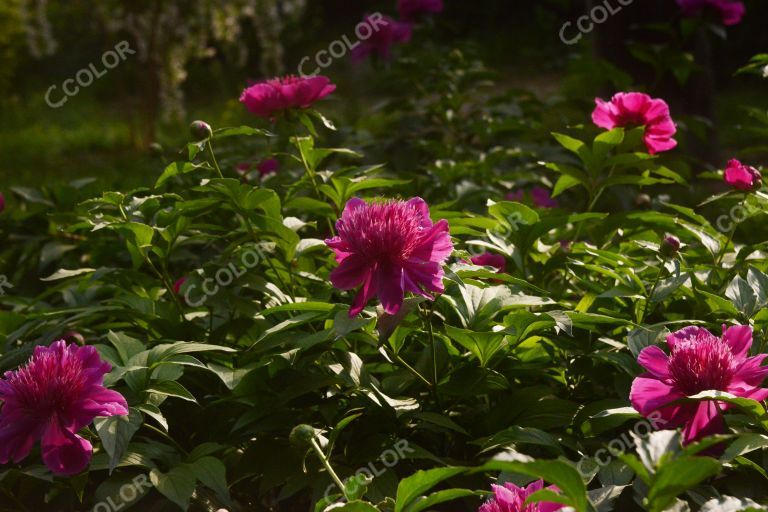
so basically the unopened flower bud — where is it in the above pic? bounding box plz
[635,193,651,209]
[190,120,212,140]
[660,235,680,258]
[289,424,316,447]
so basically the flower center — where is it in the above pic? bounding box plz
[667,333,735,395]
[336,201,423,264]
[7,351,86,416]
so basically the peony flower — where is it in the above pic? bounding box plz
[530,187,559,209]
[479,480,565,512]
[631,325,768,444]
[257,158,280,176]
[505,188,558,209]
[724,159,761,191]
[325,198,453,316]
[677,0,745,26]
[471,252,507,273]
[236,158,280,180]
[0,192,4,213]
[240,75,336,119]
[592,92,677,155]
[351,15,413,61]
[0,341,128,475]
[398,0,444,21]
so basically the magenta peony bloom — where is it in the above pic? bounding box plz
[0,192,5,213]
[240,75,336,119]
[592,92,677,155]
[506,188,558,209]
[351,14,413,61]
[471,252,507,273]
[724,159,761,191]
[479,480,565,512]
[325,198,453,316]
[257,158,280,176]
[530,187,559,209]
[0,341,128,475]
[631,325,768,444]
[398,0,444,21]
[677,0,745,25]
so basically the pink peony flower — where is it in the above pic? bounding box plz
[471,252,507,273]
[724,159,761,191]
[351,15,413,61]
[240,75,336,119]
[677,0,745,25]
[505,188,558,209]
[530,187,559,209]
[631,325,768,444]
[257,158,280,176]
[592,92,677,155]
[479,480,565,512]
[398,0,444,21]
[325,198,453,317]
[0,341,128,475]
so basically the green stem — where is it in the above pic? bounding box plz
[310,438,347,497]
[207,139,224,179]
[423,303,441,407]
[641,262,665,323]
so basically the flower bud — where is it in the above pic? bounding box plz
[190,120,212,140]
[724,159,762,191]
[635,193,651,209]
[289,424,316,447]
[660,235,680,258]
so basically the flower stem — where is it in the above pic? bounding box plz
[641,262,665,323]
[207,139,224,179]
[310,437,347,498]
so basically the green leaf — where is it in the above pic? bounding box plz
[394,467,467,512]
[146,381,197,403]
[189,456,232,506]
[646,456,722,512]
[150,465,197,510]
[156,162,209,188]
[94,408,144,473]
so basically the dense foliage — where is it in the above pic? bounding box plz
[2,1,768,511]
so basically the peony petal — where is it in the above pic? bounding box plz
[666,326,713,350]
[681,401,725,444]
[637,345,671,379]
[41,418,93,476]
[349,270,377,317]
[732,354,768,386]
[722,324,752,360]
[377,264,405,315]
[0,409,44,464]
[591,99,617,129]
[329,254,371,290]
[630,374,685,417]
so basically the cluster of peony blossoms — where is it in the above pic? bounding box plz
[352,14,413,61]
[0,341,128,475]
[592,92,677,155]
[676,0,745,26]
[479,480,564,512]
[240,75,336,119]
[325,197,453,317]
[631,325,768,444]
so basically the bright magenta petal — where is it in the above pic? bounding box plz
[41,418,93,476]
[637,345,671,379]
[682,401,724,444]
